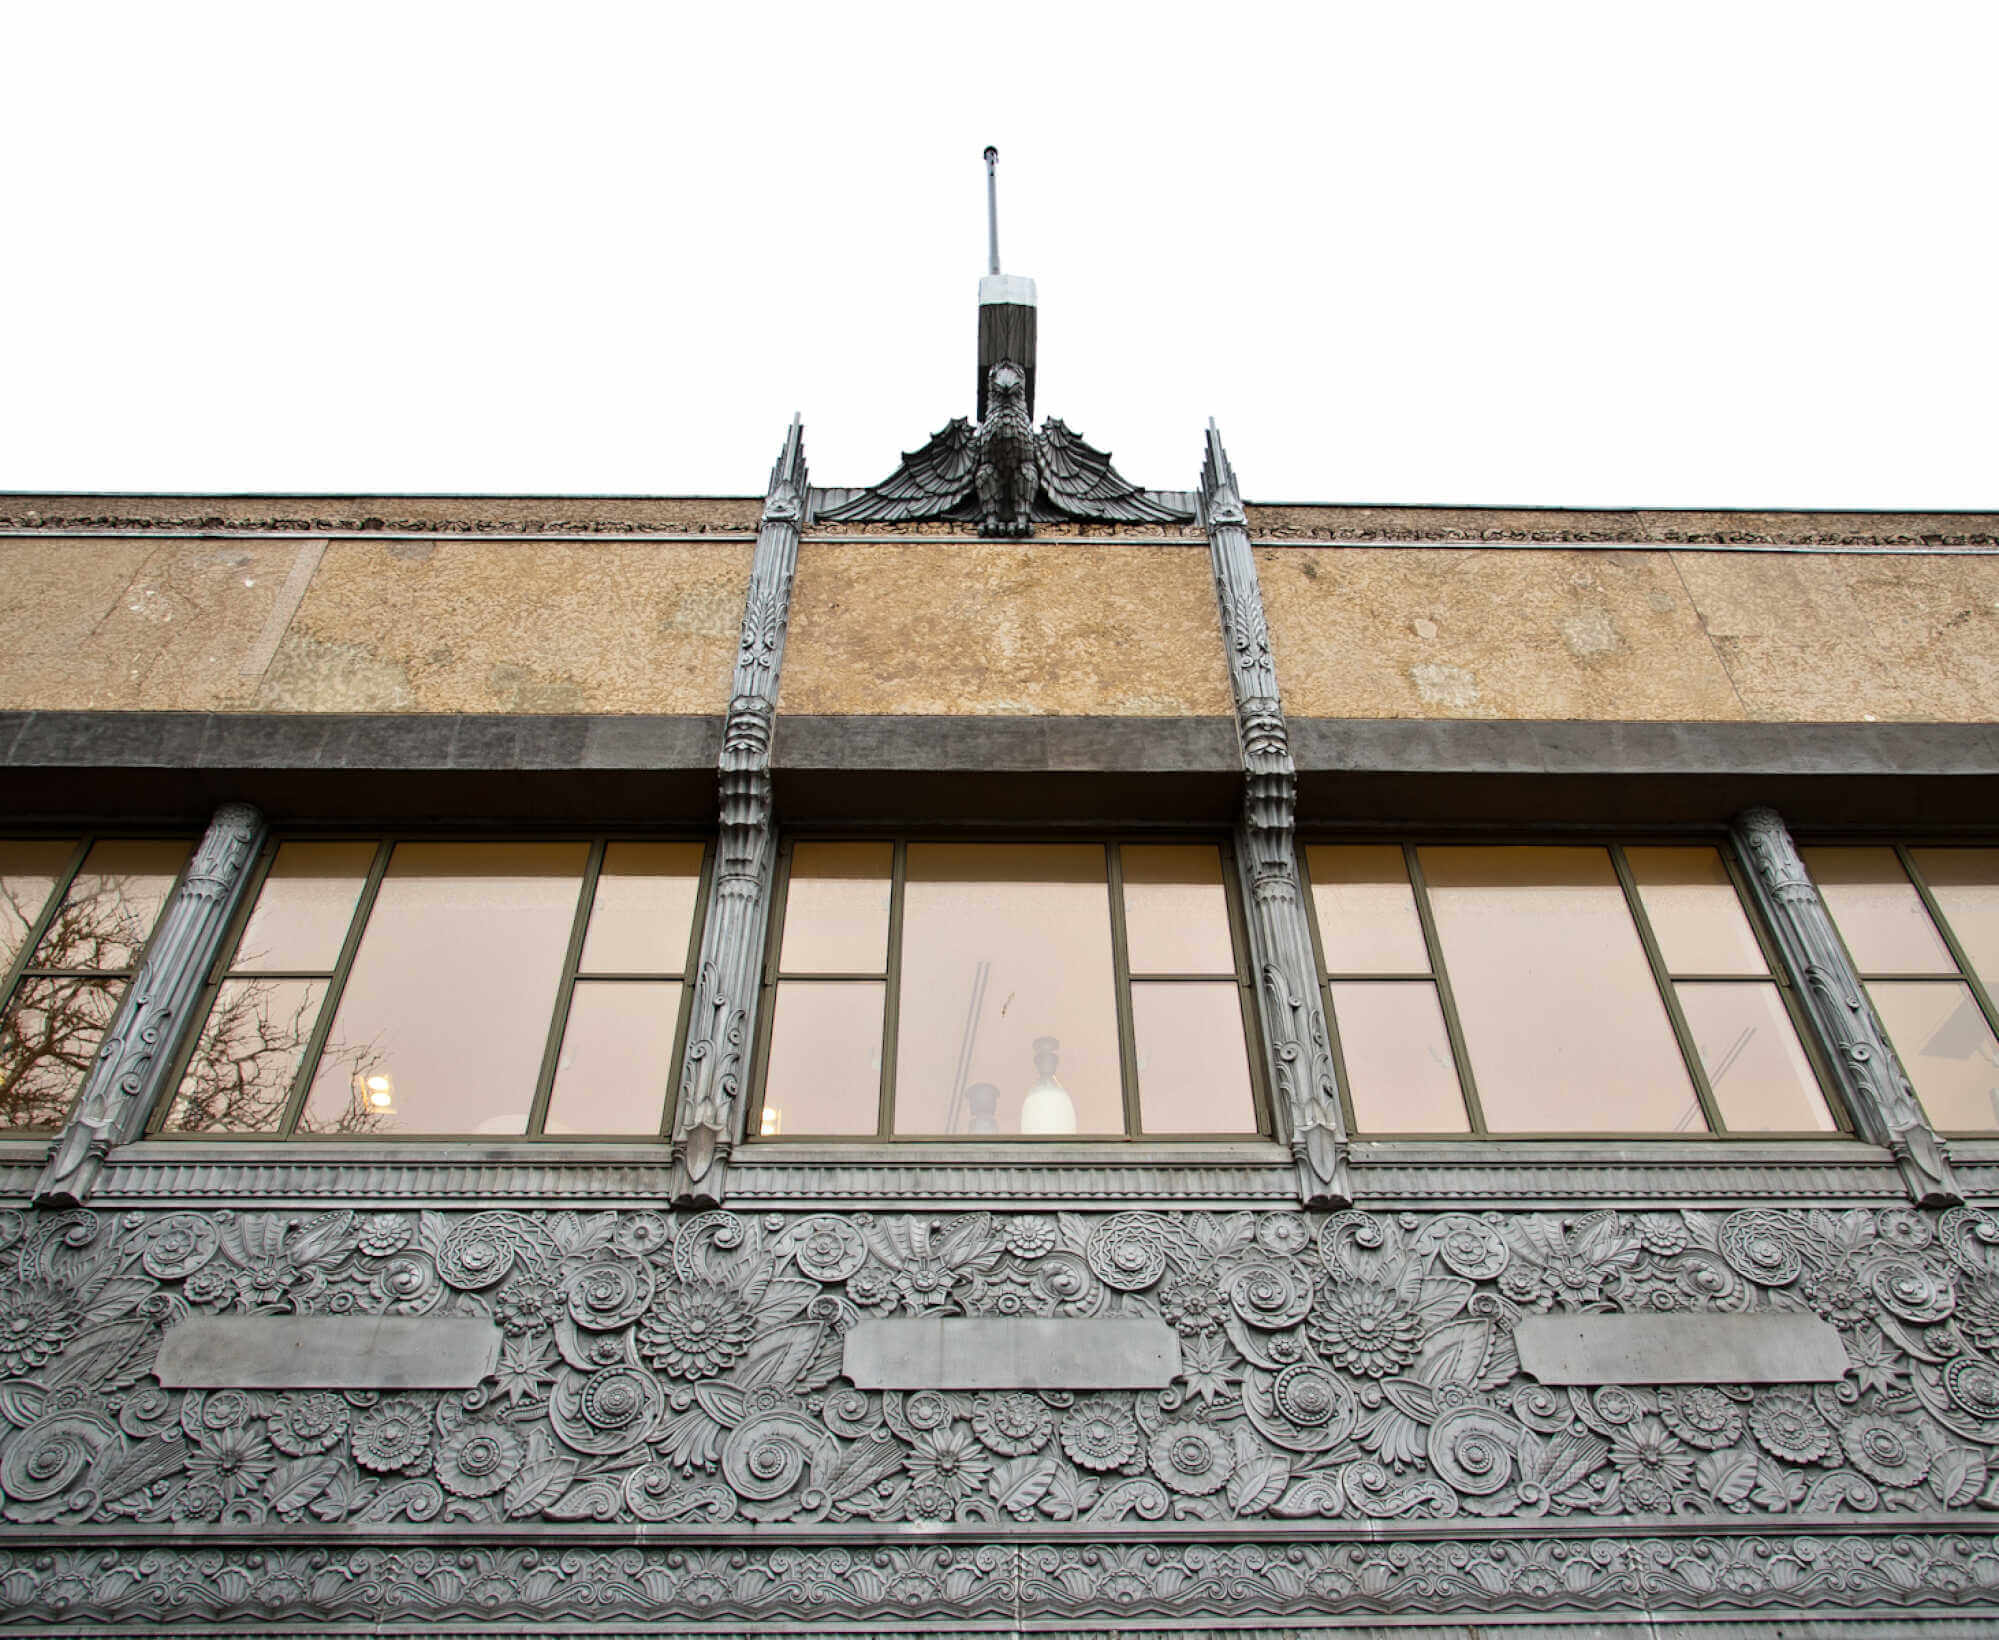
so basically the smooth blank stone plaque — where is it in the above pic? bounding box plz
[156,1317,502,1389]
[843,1317,1180,1390]
[1515,1312,1849,1386]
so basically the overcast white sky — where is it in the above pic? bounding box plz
[2,3,1993,508]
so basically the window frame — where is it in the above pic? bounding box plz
[1,831,196,1133]
[147,829,714,1143]
[1298,834,1848,1142]
[1805,838,1999,1138]
[748,831,1272,1144]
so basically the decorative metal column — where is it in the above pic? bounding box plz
[1198,423,1352,1209]
[668,418,807,1209]
[1732,805,1961,1207]
[34,801,267,1207]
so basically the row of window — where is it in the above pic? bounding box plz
[3,832,1997,1143]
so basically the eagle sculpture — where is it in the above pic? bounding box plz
[820,359,1191,537]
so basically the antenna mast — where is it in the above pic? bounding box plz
[984,146,1002,275]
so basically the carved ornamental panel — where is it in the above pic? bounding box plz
[2,1202,1999,1625]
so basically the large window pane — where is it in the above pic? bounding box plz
[763,981,884,1135]
[1627,847,1766,975]
[36,840,188,972]
[894,844,1121,1135]
[1329,980,1469,1133]
[579,843,704,974]
[1308,846,1430,974]
[1676,981,1834,1132]
[1131,981,1254,1133]
[1122,846,1236,975]
[0,976,123,1129]
[0,840,75,972]
[166,978,330,1133]
[543,980,681,1134]
[1869,980,1999,1133]
[1805,847,1955,974]
[1912,849,1999,989]
[233,842,374,973]
[1421,846,1703,1133]
[778,843,893,974]
[298,842,587,1135]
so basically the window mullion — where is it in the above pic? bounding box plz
[1612,844,1727,1136]
[877,840,907,1139]
[1405,843,1487,1134]
[277,838,392,1138]
[1106,843,1143,1138]
[526,838,606,1138]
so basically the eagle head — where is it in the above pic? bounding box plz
[986,359,1026,404]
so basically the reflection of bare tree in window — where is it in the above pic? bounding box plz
[168,977,388,1136]
[0,868,159,1130]
[0,870,385,1135]
[0,976,122,1128]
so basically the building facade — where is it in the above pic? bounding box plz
[3,428,1999,1636]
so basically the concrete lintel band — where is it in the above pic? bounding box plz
[33,800,269,1207]
[1198,425,1353,1210]
[1731,804,1962,1207]
[667,421,808,1209]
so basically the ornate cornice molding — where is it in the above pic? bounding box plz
[1199,424,1350,1210]
[1732,806,1962,1208]
[668,423,807,1209]
[32,803,266,1209]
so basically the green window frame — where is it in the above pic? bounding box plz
[1300,838,1845,1139]
[1,833,195,1132]
[150,832,712,1141]
[749,834,1270,1142]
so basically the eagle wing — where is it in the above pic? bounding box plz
[1034,418,1193,524]
[819,418,979,523]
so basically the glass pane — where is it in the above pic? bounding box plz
[762,980,884,1135]
[298,842,588,1135]
[894,844,1123,1135]
[1676,981,1835,1132]
[165,978,329,1133]
[0,839,76,974]
[1132,981,1255,1133]
[232,842,374,973]
[1121,846,1237,974]
[33,839,188,972]
[1329,980,1469,1133]
[1912,849,1999,991]
[1627,847,1767,976]
[778,842,893,974]
[578,843,704,975]
[1804,847,1954,974]
[0,975,122,1129]
[1421,846,1705,1133]
[1308,845,1430,974]
[543,980,681,1134]
[1869,980,1999,1133]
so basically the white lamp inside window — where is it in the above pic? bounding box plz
[1018,1036,1077,1134]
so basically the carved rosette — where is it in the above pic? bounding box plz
[1199,424,1351,1209]
[33,801,267,1208]
[1732,806,1961,1207]
[669,421,807,1208]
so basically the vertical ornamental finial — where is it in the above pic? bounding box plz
[984,146,1001,275]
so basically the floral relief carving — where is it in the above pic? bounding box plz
[3,1199,1999,1598]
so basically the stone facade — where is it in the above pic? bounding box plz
[3,473,1997,1635]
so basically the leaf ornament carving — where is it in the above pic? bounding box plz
[2,1203,1999,1620]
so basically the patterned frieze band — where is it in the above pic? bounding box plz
[668,419,808,1208]
[1731,804,1961,1208]
[32,801,268,1208]
[1198,424,1352,1209]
